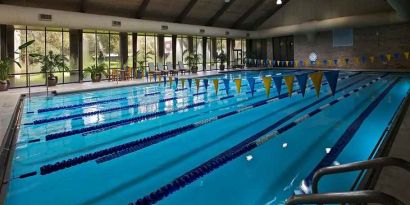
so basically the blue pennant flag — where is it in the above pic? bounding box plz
[163,76,167,86]
[299,60,304,66]
[153,73,157,82]
[394,52,400,60]
[361,56,367,64]
[272,60,276,67]
[188,79,192,89]
[290,61,294,67]
[247,77,256,96]
[379,54,385,62]
[310,61,314,66]
[333,59,338,65]
[175,77,179,88]
[323,60,328,65]
[223,78,230,95]
[273,76,283,95]
[296,73,308,97]
[324,71,339,96]
[203,79,209,91]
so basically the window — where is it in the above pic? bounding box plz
[164,36,172,65]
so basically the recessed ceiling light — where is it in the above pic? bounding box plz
[276,0,282,5]
[225,0,230,3]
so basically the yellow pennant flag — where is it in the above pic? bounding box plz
[285,61,289,67]
[354,57,360,65]
[195,79,200,93]
[328,59,333,66]
[262,76,272,97]
[234,79,242,94]
[277,61,280,66]
[386,54,392,62]
[304,60,309,66]
[309,72,323,97]
[404,51,409,60]
[181,78,185,89]
[316,60,321,66]
[213,79,219,95]
[295,60,299,67]
[169,76,173,87]
[284,76,294,97]
[369,56,375,63]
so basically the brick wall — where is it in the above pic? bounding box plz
[293,22,410,70]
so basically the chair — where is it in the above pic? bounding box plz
[109,69,120,81]
[125,66,133,80]
[166,62,179,75]
[157,63,168,76]
[177,61,189,74]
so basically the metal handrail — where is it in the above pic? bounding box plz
[286,190,405,205]
[312,157,410,193]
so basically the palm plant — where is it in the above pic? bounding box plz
[29,50,69,86]
[184,53,202,73]
[216,51,227,70]
[83,63,108,82]
[135,50,154,78]
[0,40,35,91]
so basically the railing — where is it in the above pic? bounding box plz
[312,157,410,193]
[286,190,405,205]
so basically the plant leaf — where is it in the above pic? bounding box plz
[18,40,35,50]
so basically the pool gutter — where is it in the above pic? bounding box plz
[0,94,25,204]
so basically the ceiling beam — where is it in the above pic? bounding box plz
[80,0,86,13]
[136,0,150,19]
[231,0,266,29]
[206,0,236,26]
[251,0,290,30]
[175,0,199,23]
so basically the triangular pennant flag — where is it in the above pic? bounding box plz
[290,61,294,67]
[277,61,280,66]
[354,57,360,65]
[369,56,375,63]
[323,59,328,65]
[247,78,256,96]
[333,59,338,65]
[175,77,179,88]
[284,76,294,97]
[188,79,192,90]
[169,76,173,87]
[360,56,367,64]
[262,76,272,97]
[273,76,283,95]
[163,76,167,86]
[379,54,385,62]
[316,60,321,66]
[285,61,289,67]
[272,60,276,67]
[296,73,308,97]
[213,79,219,95]
[181,78,185,89]
[203,79,209,91]
[328,59,332,66]
[300,60,304,66]
[310,72,324,97]
[404,52,409,60]
[195,79,200,93]
[294,60,299,67]
[223,78,230,95]
[234,79,242,94]
[393,53,400,60]
[386,54,392,62]
[324,71,339,96]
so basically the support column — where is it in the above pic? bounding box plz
[132,33,137,71]
[202,37,207,71]
[157,34,164,65]
[227,38,232,67]
[0,24,6,60]
[172,35,177,69]
[188,36,194,55]
[69,29,82,82]
[211,38,217,69]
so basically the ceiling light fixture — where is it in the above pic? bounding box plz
[225,0,230,3]
[276,0,282,5]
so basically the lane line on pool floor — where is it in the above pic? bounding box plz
[129,75,394,205]
[22,72,358,177]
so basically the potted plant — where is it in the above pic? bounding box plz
[83,63,108,82]
[30,51,69,86]
[0,40,35,91]
[216,51,227,71]
[184,53,202,73]
[135,50,153,79]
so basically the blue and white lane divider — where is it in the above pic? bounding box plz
[129,75,390,205]
[28,71,301,114]
[25,92,207,125]
[299,77,401,193]
[33,73,358,176]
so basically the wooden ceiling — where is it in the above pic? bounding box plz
[0,0,394,31]
[0,0,290,30]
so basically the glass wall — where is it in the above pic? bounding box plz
[10,26,75,87]
[9,25,247,87]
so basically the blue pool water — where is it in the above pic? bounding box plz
[4,69,410,205]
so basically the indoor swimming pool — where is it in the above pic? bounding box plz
[4,69,410,205]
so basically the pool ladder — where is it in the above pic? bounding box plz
[286,157,410,205]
